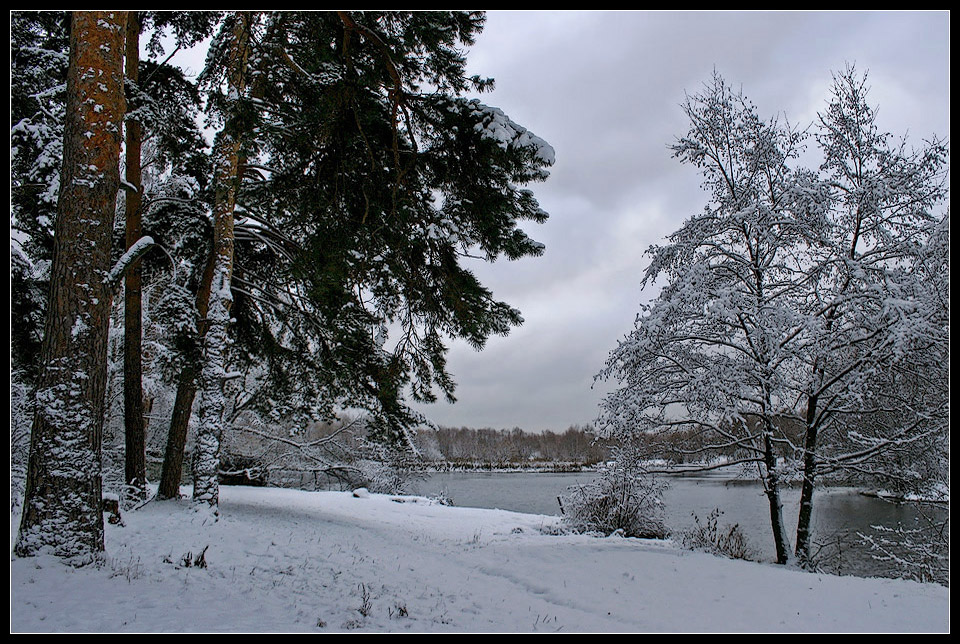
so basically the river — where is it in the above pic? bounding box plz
[413,470,947,582]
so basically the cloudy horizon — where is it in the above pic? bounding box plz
[409,10,950,432]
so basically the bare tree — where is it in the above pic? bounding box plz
[598,69,948,571]
[597,73,820,564]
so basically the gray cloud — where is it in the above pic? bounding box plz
[413,10,950,431]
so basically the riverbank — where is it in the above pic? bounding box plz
[430,462,950,502]
[426,460,600,473]
[10,485,948,632]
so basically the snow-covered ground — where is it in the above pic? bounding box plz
[10,485,949,633]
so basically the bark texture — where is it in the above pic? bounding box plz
[192,12,253,508]
[15,11,128,565]
[157,250,215,499]
[122,10,148,505]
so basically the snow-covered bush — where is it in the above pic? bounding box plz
[560,448,667,539]
[10,371,33,513]
[681,508,755,561]
[858,514,949,586]
[350,439,426,495]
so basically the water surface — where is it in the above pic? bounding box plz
[414,470,946,580]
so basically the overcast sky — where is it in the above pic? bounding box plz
[406,10,951,432]
[164,11,949,432]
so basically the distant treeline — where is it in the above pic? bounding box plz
[408,417,810,472]
[413,425,611,469]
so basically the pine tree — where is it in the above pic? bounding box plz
[121,10,149,504]
[10,11,72,383]
[118,12,220,501]
[152,11,556,503]
[15,11,128,564]
[11,11,219,507]
[242,11,554,440]
[191,11,254,508]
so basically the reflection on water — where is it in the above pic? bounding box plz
[415,471,947,581]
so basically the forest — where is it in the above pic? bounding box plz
[12,11,557,563]
[418,425,610,469]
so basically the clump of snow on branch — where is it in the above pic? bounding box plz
[467,99,556,166]
[107,235,154,285]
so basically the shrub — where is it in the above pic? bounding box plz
[560,449,668,539]
[681,508,754,560]
[350,439,426,495]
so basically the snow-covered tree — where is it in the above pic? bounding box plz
[791,66,950,565]
[13,11,555,517]
[15,11,128,565]
[189,11,255,509]
[110,13,219,505]
[115,9,219,504]
[11,11,71,382]
[244,11,554,436]
[11,11,220,508]
[120,10,151,504]
[597,73,821,564]
[151,11,555,507]
[598,69,949,570]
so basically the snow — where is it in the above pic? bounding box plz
[467,99,556,166]
[107,236,154,284]
[10,485,948,633]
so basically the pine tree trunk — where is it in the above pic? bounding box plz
[157,249,216,499]
[192,12,252,509]
[157,374,198,499]
[122,10,148,506]
[156,12,269,500]
[15,11,127,565]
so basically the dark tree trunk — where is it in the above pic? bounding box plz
[795,319,833,566]
[159,14,268,502]
[156,372,198,500]
[122,10,148,505]
[762,423,792,565]
[795,393,820,566]
[15,11,127,565]
[156,249,216,500]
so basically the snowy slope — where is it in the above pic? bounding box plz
[10,486,949,633]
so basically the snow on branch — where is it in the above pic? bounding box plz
[467,99,556,166]
[120,178,140,194]
[107,235,155,286]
